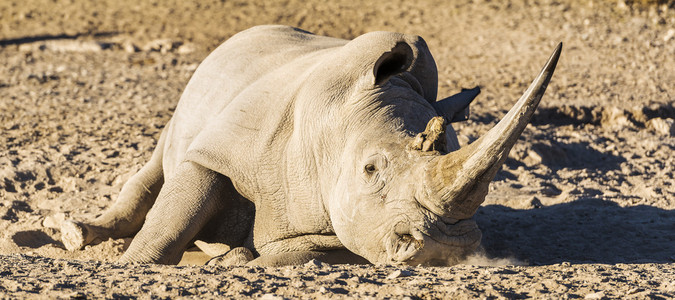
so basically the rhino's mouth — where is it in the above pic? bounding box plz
[384,216,481,265]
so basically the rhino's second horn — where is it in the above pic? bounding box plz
[421,43,562,220]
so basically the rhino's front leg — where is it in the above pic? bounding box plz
[119,161,227,264]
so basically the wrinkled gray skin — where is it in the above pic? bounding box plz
[61,25,560,266]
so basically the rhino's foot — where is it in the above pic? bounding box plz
[60,220,94,251]
[206,247,254,266]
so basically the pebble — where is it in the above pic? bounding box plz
[68,291,87,299]
[143,39,178,53]
[304,259,324,269]
[664,29,675,42]
[42,213,66,229]
[177,43,198,54]
[387,269,412,279]
[600,107,631,129]
[122,41,139,53]
[584,291,605,299]
[646,118,674,136]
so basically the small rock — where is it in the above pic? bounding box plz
[664,28,675,42]
[304,259,323,268]
[319,287,328,293]
[260,294,285,300]
[529,197,543,209]
[510,196,543,210]
[646,118,674,136]
[616,0,627,10]
[177,43,198,54]
[584,291,605,299]
[122,41,139,53]
[600,107,631,129]
[143,39,179,53]
[42,212,66,228]
[387,269,411,279]
[184,63,199,72]
[526,149,543,165]
[68,291,87,299]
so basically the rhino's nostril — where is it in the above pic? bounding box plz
[399,233,412,242]
[394,221,412,236]
[398,233,424,250]
[393,222,424,250]
[386,222,426,262]
[393,221,410,235]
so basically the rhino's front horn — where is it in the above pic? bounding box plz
[421,43,562,220]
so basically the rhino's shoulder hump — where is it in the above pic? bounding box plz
[231,25,314,40]
[219,25,346,60]
[182,25,347,107]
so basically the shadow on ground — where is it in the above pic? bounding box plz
[477,198,675,265]
[0,32,121,46]
[12,230,58,248]
[504,138,627,172]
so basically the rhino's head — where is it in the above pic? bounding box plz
[292,32,561,265]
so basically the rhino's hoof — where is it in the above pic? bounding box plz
[206,247,254,266]
[61,220,88,251]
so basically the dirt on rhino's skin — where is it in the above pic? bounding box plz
[1,0,674,298]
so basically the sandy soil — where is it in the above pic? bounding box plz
[1,0,674,298]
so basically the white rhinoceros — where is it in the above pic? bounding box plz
[61,25,561,266]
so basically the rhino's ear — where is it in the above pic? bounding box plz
[432,87,481,123]
[372,42,414,86]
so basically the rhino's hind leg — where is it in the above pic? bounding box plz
[61,131,167,251]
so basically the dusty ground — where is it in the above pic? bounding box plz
[1,0,674,298]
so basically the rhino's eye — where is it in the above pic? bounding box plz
[362,154,387,179]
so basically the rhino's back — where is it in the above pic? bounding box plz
[161,25,347,177]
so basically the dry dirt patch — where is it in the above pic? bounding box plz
[1,0,674,298]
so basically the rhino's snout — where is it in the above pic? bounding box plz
[384,217,481,265]
[385,221,425,262]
